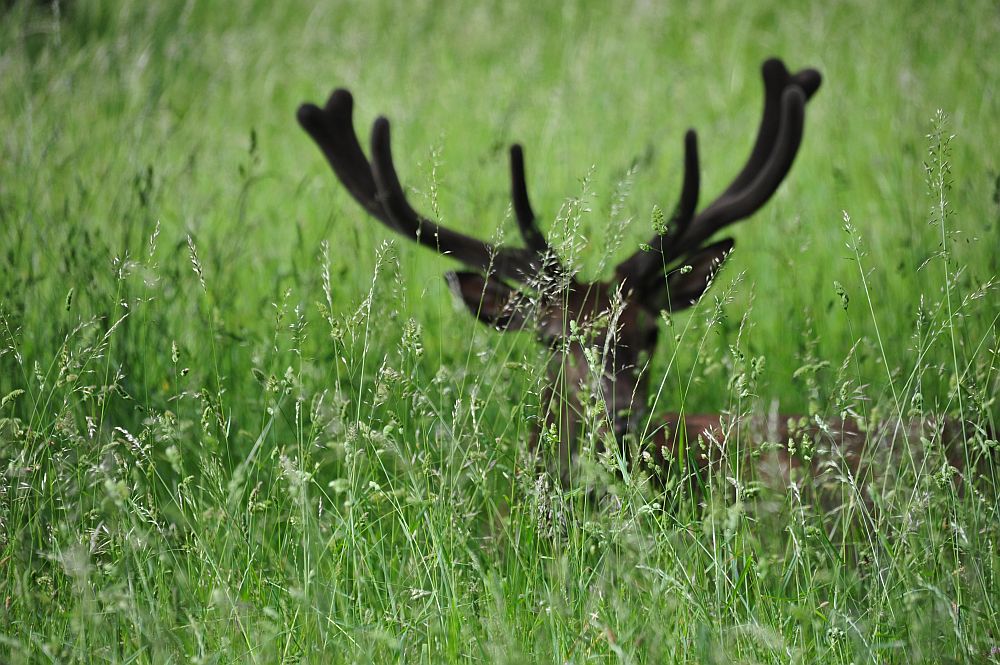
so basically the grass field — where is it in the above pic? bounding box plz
[1,1,999,662]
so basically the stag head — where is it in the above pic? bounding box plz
[298,58,821,480]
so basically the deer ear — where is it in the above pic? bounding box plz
[445,271,529,331]
[642,239,735,312]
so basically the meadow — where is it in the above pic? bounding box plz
[1,1,998,662]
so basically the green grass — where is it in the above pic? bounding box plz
[1,0,998,662]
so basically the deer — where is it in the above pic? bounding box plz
[297,58,985,504]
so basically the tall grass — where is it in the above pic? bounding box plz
[1,0,998,662]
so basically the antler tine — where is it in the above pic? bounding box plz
[616,129,700,279]
[721,59,818,198]
[670,129,701,240]
[368,117,542,281]
[617,58,820,286]
[299,90,546,284]
[666,85,806,261]
[791,67,822,100]
[297,89,386,222]
[509,144,550,256]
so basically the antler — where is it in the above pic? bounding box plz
[297,90,556,284]
[615,58,822,292]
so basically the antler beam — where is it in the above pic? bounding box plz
[616,58,822,289]
[297,91,554,284]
